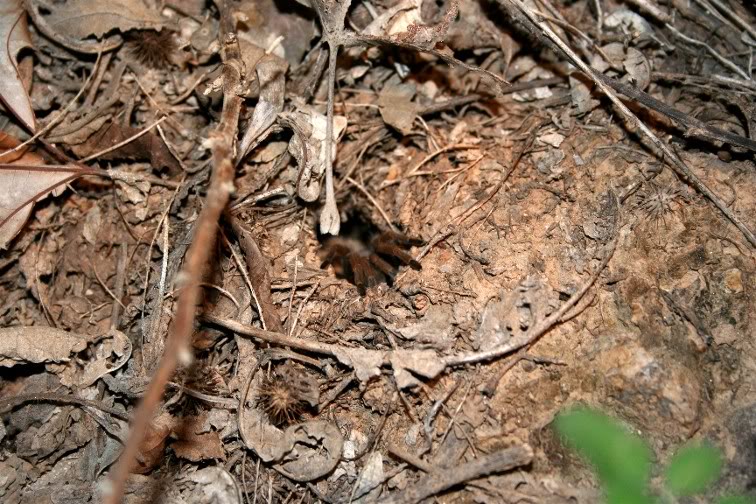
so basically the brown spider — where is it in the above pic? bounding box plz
[319,231,423,294]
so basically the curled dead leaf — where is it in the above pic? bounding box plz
[0,0,35,130]
[133,412,174,474]
[280,108,347,202]
[238,54,287,162]
[0,326,88,367]
[0,133,85,249]
[25,0,165,53]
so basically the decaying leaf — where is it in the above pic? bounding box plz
[593,43,651,91]
[46,0,165,41]
[0,133,84,249]
[332,346,384,383]
[389,350,446,389]
[70,121,181,173]
[55,330,132,387]
[352,451,384,500]
[185,467,243,504]
[0,0,35,130]
[240,414,344,482]
[276,421,344,482]
[384,304,455,349]
[389,0,458,49]
[172,431,225,462]
[358,0,433,46]
[377,81,420,135]
[134,412,174,474]
[569,74,599,115]
[280,107,347,202]
[330,343,447,389]
[0,326,88,367]
[238,54,287,162]
[239,367,344,481]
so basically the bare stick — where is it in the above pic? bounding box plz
[378,445,533,504]
[103,23,245,504]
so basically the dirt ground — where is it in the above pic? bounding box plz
[0,0,755,503]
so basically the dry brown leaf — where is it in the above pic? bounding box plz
[0,326,88,367]
[133,412,174,474]
[47,0,165,40]
[378,81,420,136]
[332,346,384,383]
[280,108,347,202]
[389,350,446,389]
[70,121,181,174]
[57,330,132,387]
[0,133,85,249]
[172,431,225,462]
[391,0,458,50]
[0,0,35,130]
[360,0,421,37]
[238,54,287,161]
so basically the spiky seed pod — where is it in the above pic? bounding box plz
[125,29,177,69]
[258,363,320,426]
[634,182,686,227]
[259,376,304,426]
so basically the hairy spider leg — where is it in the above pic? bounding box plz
[320,243,352,270]
[371,239,422,270]
[350,255,382,295]
[377,230,425,248]
[368,253,397,285]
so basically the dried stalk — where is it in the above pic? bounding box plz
[102,24,245,504]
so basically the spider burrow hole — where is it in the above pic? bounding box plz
[316,210,423,295]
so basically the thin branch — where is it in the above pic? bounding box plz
[103,20,246,504]
[0,392,130,421]
[378,445,533,504]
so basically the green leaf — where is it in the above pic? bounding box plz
[717,496,754,504]
[555,408,652,494]
[664,442,722,496]
[606,486,654,504]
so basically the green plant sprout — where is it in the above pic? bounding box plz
[554,408,752,504]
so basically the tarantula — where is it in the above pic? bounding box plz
[319,230,423,294]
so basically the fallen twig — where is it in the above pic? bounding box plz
[103,10,246,503]
[0,392,130,421]
[378,444,533,504]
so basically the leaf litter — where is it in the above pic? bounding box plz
[0,0,755,503]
